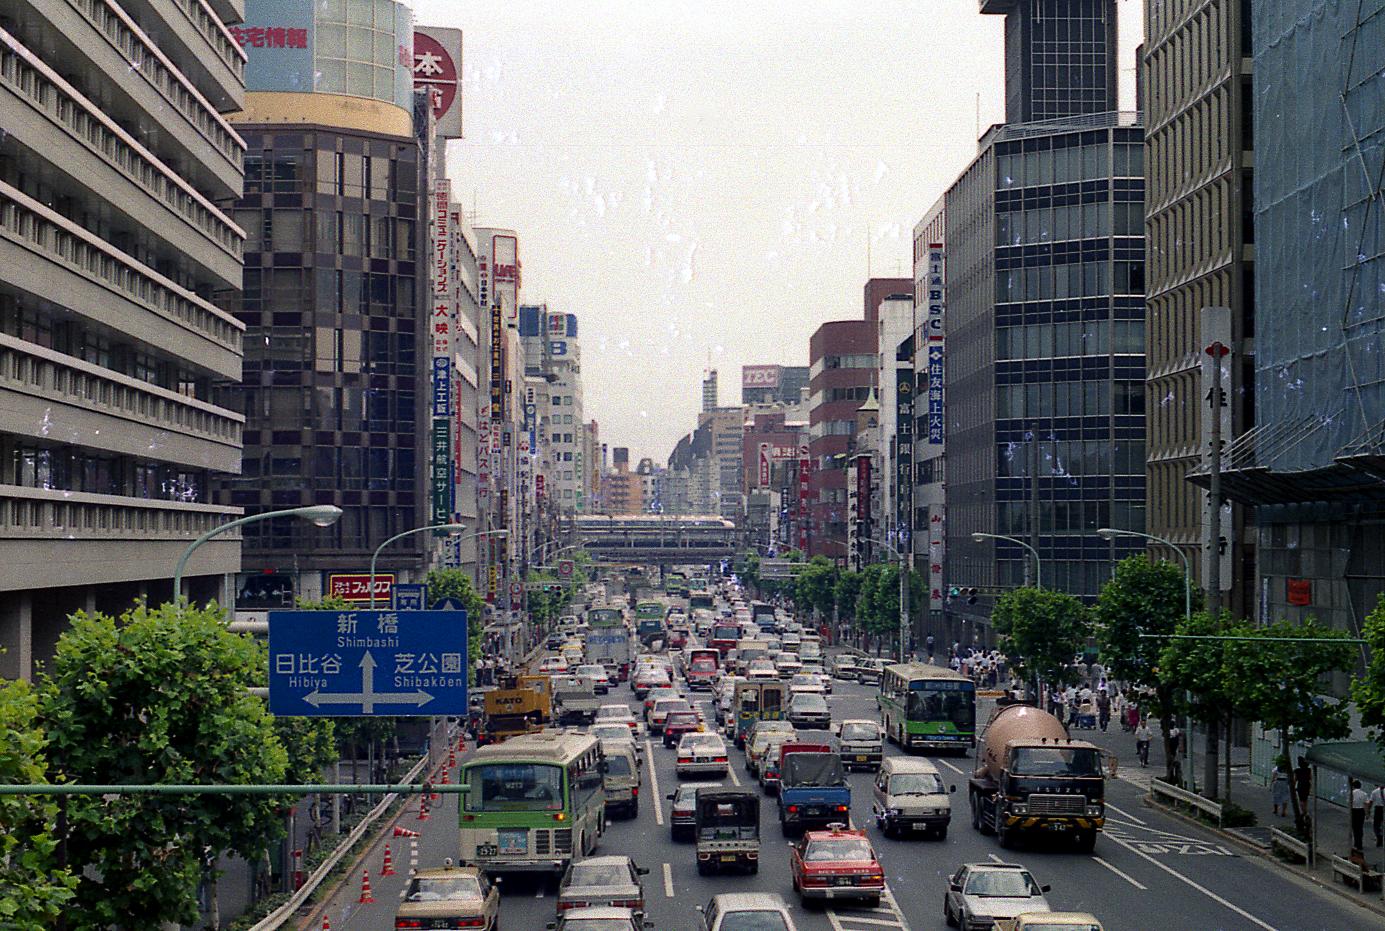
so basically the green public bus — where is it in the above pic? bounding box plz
[459,732,606,875]
[877,663,976,754]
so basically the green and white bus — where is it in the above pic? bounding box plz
[877,663,977,753]
[459,731,605,875]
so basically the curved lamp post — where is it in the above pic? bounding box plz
[1096,527,1191,622]
[373,523,509,609]
[172,505,343,604]
[971,531,1043,590]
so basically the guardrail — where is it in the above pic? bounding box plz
[1270,826,1312,865]
[1150,778,1224,825]
[248,746,440,930]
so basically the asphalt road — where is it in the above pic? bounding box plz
[321,673,1372,931]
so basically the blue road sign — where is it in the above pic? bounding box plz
[393,583,427,611]
[432,597,466,611]
[268,609,468,716]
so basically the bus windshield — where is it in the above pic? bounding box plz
[465,763,564,811]
[906,685,976,731]
[1010,746,1103,777]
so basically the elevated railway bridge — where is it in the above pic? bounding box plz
[574,514,738,563]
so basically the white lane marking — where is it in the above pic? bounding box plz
[1092,855,1148,889]
[1103,831,1278,930]
[662,862,674,898]
[831,917,906,927]
[935,758,966,776]
[727,763,741,787]
[1105,800,1146,825]
[645,739,664,826]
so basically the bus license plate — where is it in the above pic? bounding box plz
[720,854,736,863]
[477,844,498,857]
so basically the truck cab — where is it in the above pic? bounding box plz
[777,743,850,836]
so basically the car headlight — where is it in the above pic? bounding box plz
[886,808,902,818]
[1009,803,1027,815]
[1087,803,1104,816]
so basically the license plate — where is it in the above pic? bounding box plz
[911,822,928,831]
[476,844,498,857]
[806,806,823,816]
[834,876,853,886]
[854,755,867,761]
[720,854,736,862]
[1049,822,1069,831]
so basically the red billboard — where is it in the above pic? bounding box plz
[742,365,781,390]
[326,573,395,604]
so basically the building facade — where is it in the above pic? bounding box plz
[981,0,1120,124]
[0,0,248,676]
[913,202,949,626]
[1142,0,1256,615]
[945,113,1148,641]
[741,364,810,406]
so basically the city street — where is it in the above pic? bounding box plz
[319,676,1371,930]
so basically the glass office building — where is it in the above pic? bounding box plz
[981,0,1120,124]
[946,113,1147,637]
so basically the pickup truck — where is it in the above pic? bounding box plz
[776,743,850,837]
[550,674,600,725]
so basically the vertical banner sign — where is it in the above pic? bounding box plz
[896,367,914,547]
[431,180,453,526]
[412,28,462,139]
[929,507,945,610]
[1200,306,1234,593]
[926,244,945,445]
[797,445,811,551]
[490,307,504,419]
[855,457,872,559]
[758,443,771,486]
[492,234,520,324]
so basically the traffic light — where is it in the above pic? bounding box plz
[966,587,979,605]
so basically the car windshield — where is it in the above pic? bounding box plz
[840,722,879,741]
[781,753,846,787]
[683,734,720,750]
[888,772,945,795]
[567,863,631,887]
[804,838,873,862]
[666,712,698,726]
[406,875,483,901]
[604,754,633,777]
[792,695,826,711]
[591,726,631,740]
[964,870,1041,897]
[905,686,975,730]
[596,706,633,720]
[791,674,817,686]
[1011,746,1103,777]
[691,656,718,670]
[578,666,605,677]
[719,914,791,931]
[465,763,564,811]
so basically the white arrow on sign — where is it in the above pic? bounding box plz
[303,652,435,714]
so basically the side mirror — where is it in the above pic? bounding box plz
[666,793,676,800]
[547,924,557,930]
[1041,883,1052,893]
[949,880,962,891]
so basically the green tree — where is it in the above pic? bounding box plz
[1222,619,1353,835]
[794,557,838,621]
[1354,593,1385,760]
[39,603,289,930]
[0,679,76,928]
[426,568,488,676]
[1158,610,1236,795]
[834,570,863,625]
[1094,556,1198,782]
[992,587,1089,690]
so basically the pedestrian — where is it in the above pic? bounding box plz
[925,634,936,661]
[1294,757,1312,812]
[1270,760,1290,817]
[1097,691,1111,732]
[1125,701,1139,732]
[1370,783,1385,847]
[1351,779,1369,851]
[1134,719,1152,767]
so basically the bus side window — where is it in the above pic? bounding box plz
[763,688,782,713]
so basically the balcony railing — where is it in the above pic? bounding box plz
[0,332,244,451]
[1,28,244,266]
[0,484,242,541]
[170,0,247,84]
[61,0,245,173]
[0,180,244,357]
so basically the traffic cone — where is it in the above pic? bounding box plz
[394,825,420,838]
[448,749,456,768]
[381,844,397,876]
[358,869,376,904]
[440,768,451,787]
[416,798,430,821]
[457,734,466,751]
[321,917,330,931]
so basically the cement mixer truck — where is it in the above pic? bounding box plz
[968,702,1105,851]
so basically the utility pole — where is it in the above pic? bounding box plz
[899,540,910,664]
[1203,336,1229,799]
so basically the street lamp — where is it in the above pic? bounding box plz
[1096,528,1191,622]
[172,505,343,603]
[369,525,507,609]
[971,531,1042,590]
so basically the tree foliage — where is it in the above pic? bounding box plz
[0,679,76,928]
[426,568,490,679]
[1354,593,1385,757]
[833,570,862,622]
[1158,610,1236,735]
[39,602,289,929]
[794,556,838,618]
[992,587,1089,688]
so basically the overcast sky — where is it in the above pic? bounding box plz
[419,0,1144,464]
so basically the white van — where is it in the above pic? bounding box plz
[871,756,955,839]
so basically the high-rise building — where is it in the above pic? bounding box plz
[216,0,434,607]
[701,368,719,412]
[1142,0,1256,615]
[519,307,585,516]
[0,0,248,676]
[1204,1,1385,665]
[980,0,1119,124]
[741,365,810,405]
[876,297,915,551]
[699,407,747,519]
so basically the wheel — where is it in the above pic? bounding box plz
[629,797,639,818]
[748,861,759,874]
[969,793,982,832]
[934,825,948,841]
[696,859,709,875]
[1076,829,1097,853]
[863,896,881,909]
[996,812,1013,849]
[944,898,957,927]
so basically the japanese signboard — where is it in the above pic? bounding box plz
[491,233,519,323]
[431,418,451,523]
[758,443,771,486]
[236,0,314,93]
[926,244,945,446]
[393,583,428,611]
[896,367,914,542]
[327,573,395,604]
[268,609,468,716]
[797,445,811,551]
[490,306,504,419]
[412,27,462,139]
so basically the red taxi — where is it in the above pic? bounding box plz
[788,825,885,909]
[662,710,704,747]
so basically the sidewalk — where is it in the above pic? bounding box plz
[1075,715,1385,913]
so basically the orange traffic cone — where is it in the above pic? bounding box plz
[457,735,466,751]
[394,825,420,837]
[416,798,430,821]
[358,869,376,904]
[381,844,397,876]
[321,917,330,931]
[441,768,451,787]
[448,749,456,768]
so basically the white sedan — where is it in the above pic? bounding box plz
[789,673,826,696]
[676,733,730,777]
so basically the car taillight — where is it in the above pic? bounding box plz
[395,921,423,929]
[611,899,643,909]
[558,901,586,911]
[632,786,638,797]
[835,805,849,812]
[554,812,566,821]
[801,874,828,886]
[457,920,485,929]
[678,756,691,764]
[713,756,727,763]
[866,871,884,882]
[787,805,799,813]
